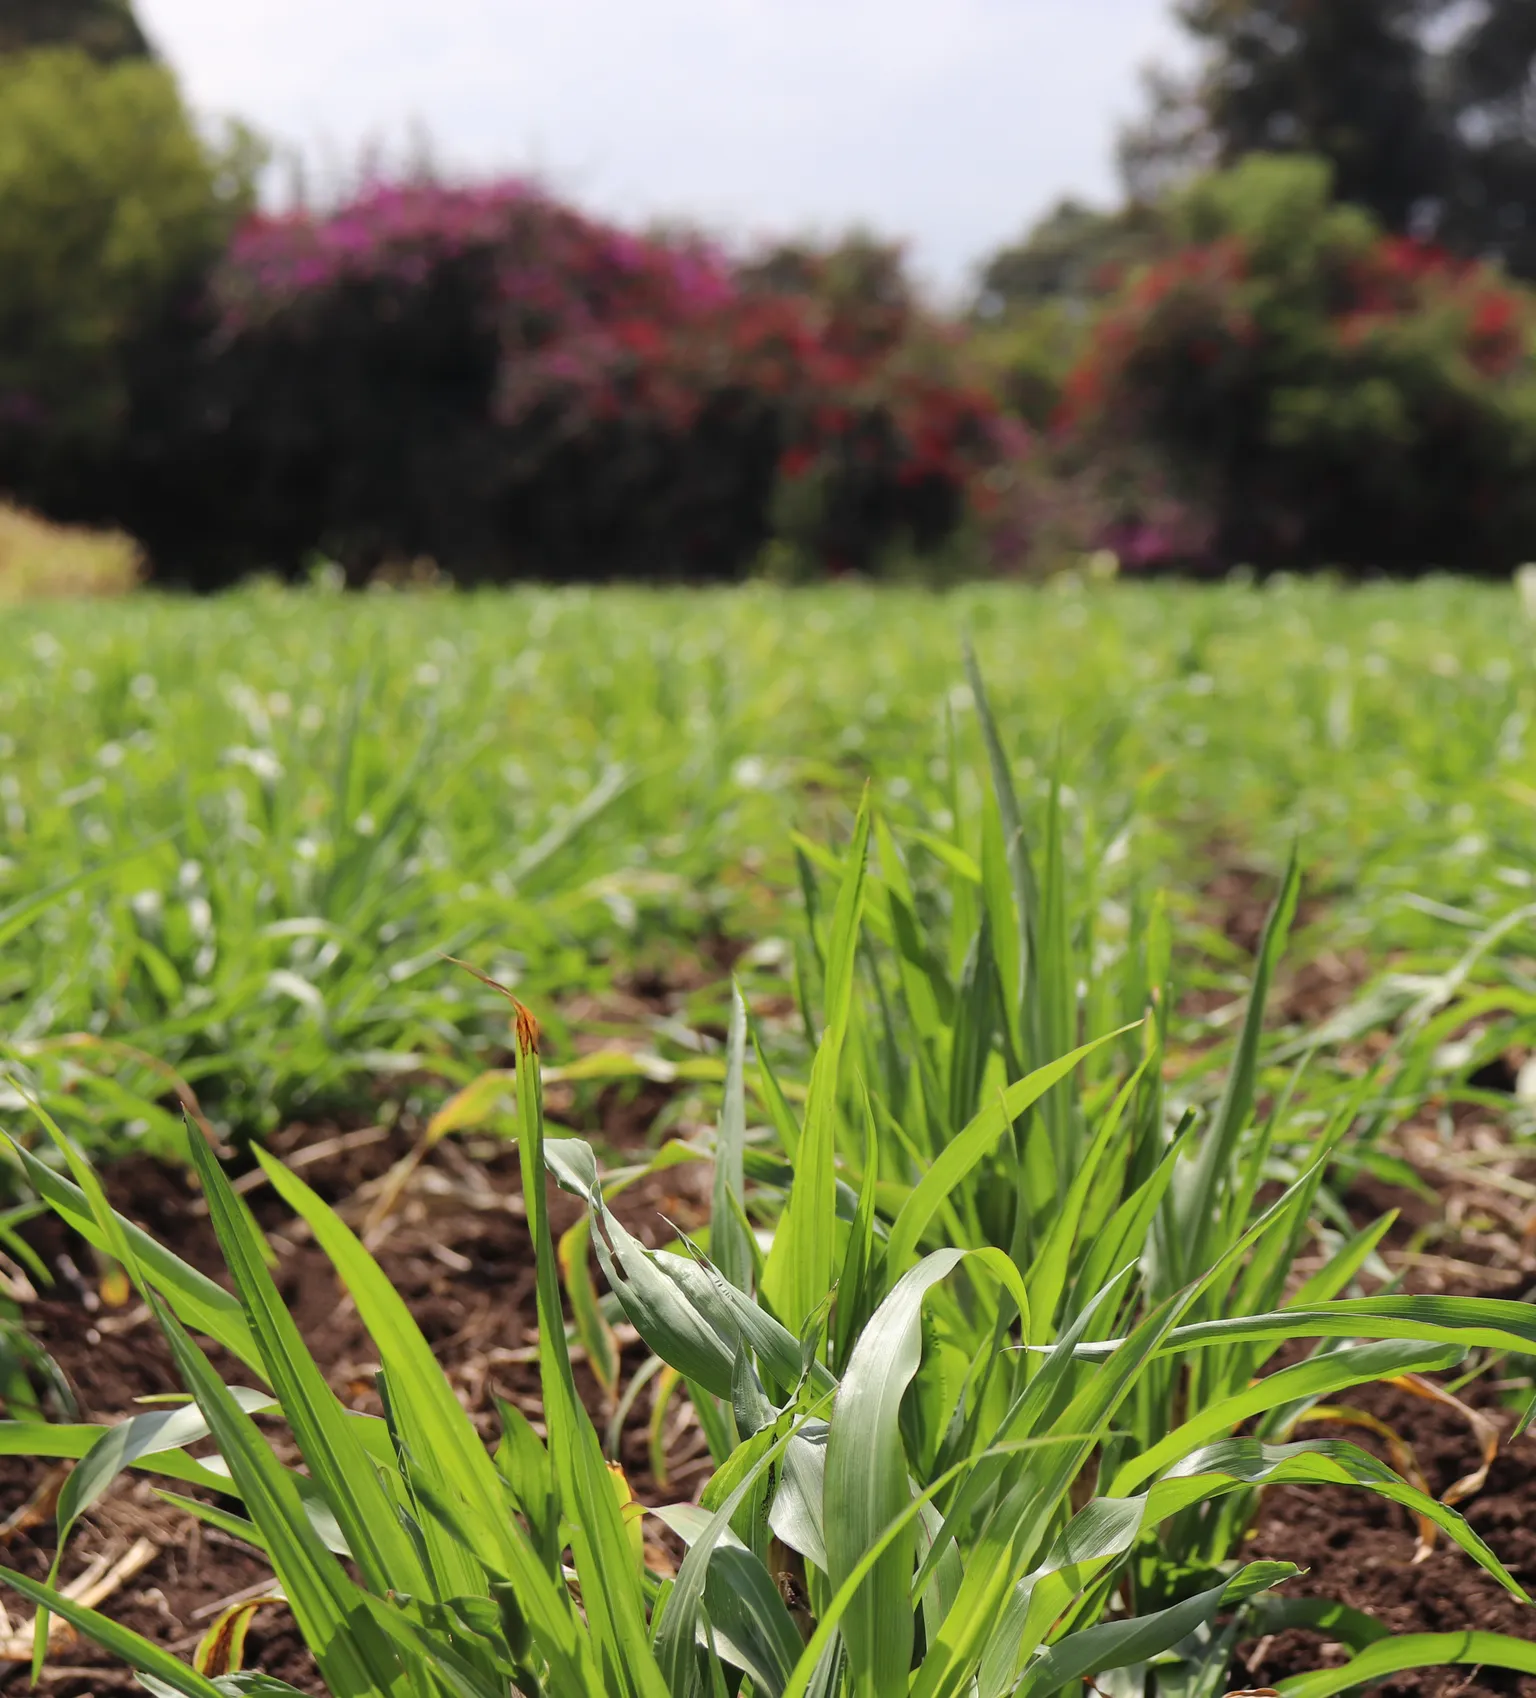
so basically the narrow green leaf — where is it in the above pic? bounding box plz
[1014,1563,1299,1698]
[885,1026,1135,1275]
[1179,849,1301,1267]
[833,1081,881,1372]
[963,639,1036,1021]
[1148,1438,1526,1597]
[512,1027,669,1698]
[255,1149,600,1692]
[186,1132,430,1601]
[54,1389,277,1562]
[710,983,754,1295]
[762,790,871,1335]
[1111,1337,1463,1494]
[826,1250,966,1695]
[651,1503,805,1696]
[1,1138,261,1373]
[0,1563,224,1698]
[151,1298,413,1698]
[1275,1631,1536,1698]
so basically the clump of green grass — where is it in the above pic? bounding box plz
[3,965,1534,1696]
[5,711,1536,1696]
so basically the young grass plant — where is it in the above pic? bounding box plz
[6,848,1536,1694]
[5,657,1536,1693]
[570,777,1536,1696]
[769,660,1379,1593]
[6,1002,1536,1696]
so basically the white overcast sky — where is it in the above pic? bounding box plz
[136,0,1189,299]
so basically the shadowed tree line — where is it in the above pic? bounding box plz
[0,0,151,61]
[1123,0,1536,281]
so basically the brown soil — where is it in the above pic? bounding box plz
[1229,1131,1536,1698]
[0,1120,712,1696]
[1239,1372,1536,1697]
[1177,855,1376,1046]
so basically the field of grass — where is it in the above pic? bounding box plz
[5,575,1536,1697]
[2,573,1535,1149]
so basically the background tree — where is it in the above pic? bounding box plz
[975,199,1167,311]
[1437,0,1536,279]
[0,0,151,61]
[966,201,1169,430]
[1125,0,1536,278]
[0,47,253,513]
[1123,1,1448,231]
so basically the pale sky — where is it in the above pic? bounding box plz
[136,0,1189,299]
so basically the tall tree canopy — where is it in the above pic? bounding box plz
[0,0,151,61]
[1124,0,1536,277]
[1438,0,1536,277]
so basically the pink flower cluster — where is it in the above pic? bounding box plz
[223,182,733,338]
[215,180,1004,543]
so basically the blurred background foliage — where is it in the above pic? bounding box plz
[0,0,151,62]
[2,0,1536,586]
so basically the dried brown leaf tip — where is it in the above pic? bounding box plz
[514,1001,541,1057]
[442,954,541,1056]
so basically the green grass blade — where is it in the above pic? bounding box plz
[0,1419,243,1495]
[1110,1337,1463,1494]
[833,1080,882,1372]
[655,1411,818,1697]
[710,983,753,1295]
[2,1139,262,1373]
[0,1563,224,1698]
[1179,849,1301,1270]
[1034,770,1075,1167]
[1067,1294,1536,1363]
[1014,1563,1297,1698]
[512,1025,669,1698]
[826,1250,967,1694]
[1146,1438,1527,1596]
[559,1213,621,1395]
[963,639,1036,1019]
[53,1388,277,1564]
[150,1299,413,1697]
[885,1026,1135,1275]
[254,1148,601,1690]
[762,790,871,1335]
[187,1131,430,1601]
[651,1503,805,1696]
[1024,1055,1148,1339]
[1276,1632,1536,1698]
[749,1011,803,1160]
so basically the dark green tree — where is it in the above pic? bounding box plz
[0,45,250,500]
[1126,0,1536,277]
[1123,1,1449,231]
[1437,0,1536,278]
[975,199,1166,311]
[968,203,1169,430]
[0,0,151,60]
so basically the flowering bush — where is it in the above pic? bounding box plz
[1054,154,1536,574]
[122,184,1002,586]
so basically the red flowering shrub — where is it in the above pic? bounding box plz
[119,183,1001,586]
[1055,154,1536,574]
